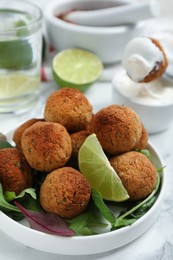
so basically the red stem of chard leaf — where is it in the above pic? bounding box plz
[14,201,75,237]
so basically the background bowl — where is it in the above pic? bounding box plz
[112,72,173,134]
[44,0,145,64]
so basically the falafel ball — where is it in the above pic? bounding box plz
[21,121,72,172]
[40,167,91,219]
[44,87,93,132]
[0,148,33,195]
[70,130,90,159]
[13,118,44,149]
[66,130,90,169]
[90,105,142,155]
[109,151,157,201]
[133,124,148,150]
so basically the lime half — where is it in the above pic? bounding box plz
[78,134,129,202]
[52,48,103,92]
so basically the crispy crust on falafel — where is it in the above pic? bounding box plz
[90,105,142,155]
[40,167,91,219]
[0,148,33,195]
[110,151,157,201]
[21,121,72,172]
[44,88,93,132]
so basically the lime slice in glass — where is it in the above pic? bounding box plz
[78,133,129,202]
[0,39,33,69]
[52,48,103,92]
[0,74,39,98]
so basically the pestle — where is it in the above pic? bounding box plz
[64,0,160,27]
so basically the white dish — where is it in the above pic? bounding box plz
[112,72,173,134]
[0,130,165,255]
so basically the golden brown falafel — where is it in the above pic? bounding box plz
[66,130,90,169]
[21,121,72,172]
[133,124,148,150]
[0,148,33,195]
[44,87,93,132]
[90,105,142,155]
[13,118,44,149]
[109,151,157,201]
[40,167,91,219]
[70,130,90,159]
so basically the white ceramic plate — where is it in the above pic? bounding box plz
[0,130,165,255]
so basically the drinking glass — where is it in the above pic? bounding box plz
[0,0,43,114]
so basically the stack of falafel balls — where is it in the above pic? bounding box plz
[0,88,157,220]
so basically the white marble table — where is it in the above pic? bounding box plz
[0,80,173,260]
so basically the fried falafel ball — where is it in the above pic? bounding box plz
[40,167,91,219]
[133,124,148,150]
[90,105,142,155]
[21,121,72,172]
[70,130,90,159]
[66,130,90,169]
[44,87,93,132]
[110,151,157,201]
[0,148,33,195]
[13,118,44,149]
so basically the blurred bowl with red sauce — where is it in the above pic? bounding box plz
[44,0,146,64]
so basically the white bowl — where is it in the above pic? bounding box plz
[0,129,165,255]
[112,72,173,134]
[44,0,145,64]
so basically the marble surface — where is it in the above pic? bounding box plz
[0,79,173,260]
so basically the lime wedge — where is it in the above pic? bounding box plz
[52,48,103,92]
[78,133,129,202]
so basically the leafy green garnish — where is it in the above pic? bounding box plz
[4,188,36,202]
[112,170,161,230]
[0,141,13,149]
[0,183,38,220]
[91,189,115,225]
[0,183,20,213]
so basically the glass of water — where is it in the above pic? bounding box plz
[0,0,43,114]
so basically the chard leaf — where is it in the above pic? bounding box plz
[14,201,75,236]
[91,189,115,225]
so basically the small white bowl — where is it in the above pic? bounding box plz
[44,0,145,64]
[112,72,173,134]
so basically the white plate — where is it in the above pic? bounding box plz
[0,130,165,255]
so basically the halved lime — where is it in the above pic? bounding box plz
[52,48,103,92]
[78,133,129,202]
